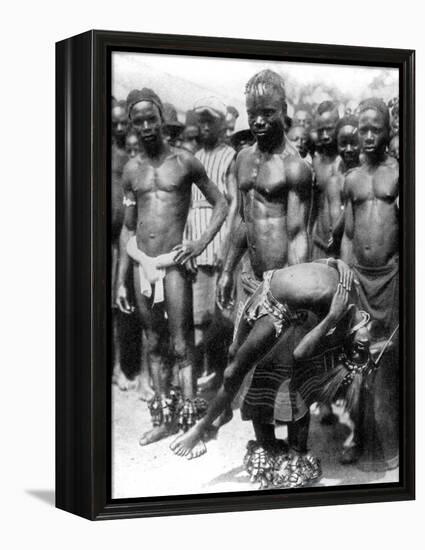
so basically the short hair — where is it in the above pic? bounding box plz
[245,70,287,113]
[317,100,338,117]
[128,87,163,120]
[336,115,359,136]
[358,97,390,129]
[112,99,127,112]
[226,105,239,119]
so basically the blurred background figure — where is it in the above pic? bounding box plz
[162,102,185,147]
[181,109,200,154]
[224,105,239,144]
[287,125,312,164]
[125,129,141,159]
[389,134,399,161]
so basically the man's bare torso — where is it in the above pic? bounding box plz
[111,144,128,242]
[347,156,399,267]
[124,147,193,256]
[237,142,304,277]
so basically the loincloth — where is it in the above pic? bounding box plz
[244,271,307,337]
[126,236,178,304]
[352,258,399,333]
[240,270,311,423]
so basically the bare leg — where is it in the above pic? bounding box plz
[133,267,173,446]
[170,316,278,458]
[136,331,155,401]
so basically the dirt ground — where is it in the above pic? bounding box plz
[111,385,398,499]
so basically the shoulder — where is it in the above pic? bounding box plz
[235,144,255,169]
[284,154,313,186]
[344,166,362,194]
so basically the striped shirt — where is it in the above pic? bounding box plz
[187,143,235,266]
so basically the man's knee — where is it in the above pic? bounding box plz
[146,331,161,356]
[171,337,191,367]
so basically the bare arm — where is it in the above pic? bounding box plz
[294,284,349,360]
[219,159,239,259]
[340,179,354,266]
[286,159,312,265]
[326,173,344,253]
[116,167,136,313]
[173,156,228,265]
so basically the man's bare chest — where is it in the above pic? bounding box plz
[131,160,189,194]
[238,155,289,198]
[351,168,398,205]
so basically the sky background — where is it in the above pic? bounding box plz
[112,52,399,130]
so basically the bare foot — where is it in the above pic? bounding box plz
[170,425,205,458]
[139,423,176,446]
[114,369,138,392]
[136,375,155,402]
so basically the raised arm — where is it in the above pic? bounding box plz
[173,156,228,266]
[286,159,312,265]
[293,284,349,361]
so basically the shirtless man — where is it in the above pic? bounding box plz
[341,98,399,468]
[311,101,343,259]
[116,88,227,446]
[171,261,372,485]
[216,70,312,456]
[287,125,311,163]
[111,101,143,392]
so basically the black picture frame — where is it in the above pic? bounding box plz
[56,29,415,520]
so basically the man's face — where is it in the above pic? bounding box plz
[293,110,312,130]
[125,134,140,158]
[246,89,285,147]
[198,111,223,147]
[111,106,128,145]
[337,124,360,167]
[130,101,163,147]
[316,110,338,151]
[389,135,399,161]
[358,108,389,156]
[287,126,308,158]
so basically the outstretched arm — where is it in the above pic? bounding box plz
[286,159,312,265]
[173,156,228,265]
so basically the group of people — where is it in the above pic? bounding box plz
[111,68,400,490]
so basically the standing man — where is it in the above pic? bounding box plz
[217,69,312,456]
[111,100,142,391]
[311,101,343,259]
[116,88,228,446]
[341,98,399,468]
[187,97,238,382]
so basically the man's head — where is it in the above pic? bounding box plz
[162,102,184,146]
[128,88,164,151]
[125,131,140,158]
[357,97,390,158]
[180,110,200,154]
[315,100,339,153]
[389,135,399,161]
[193,97,226,149]
[287,125,309,158]
[293,106,313,130]
[245,70,287,150]
[336,115,360,168]
[111,100,128,148]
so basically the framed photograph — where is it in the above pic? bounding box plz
[56,30,415,520]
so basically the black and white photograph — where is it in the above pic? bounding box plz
[110,51,400,500]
